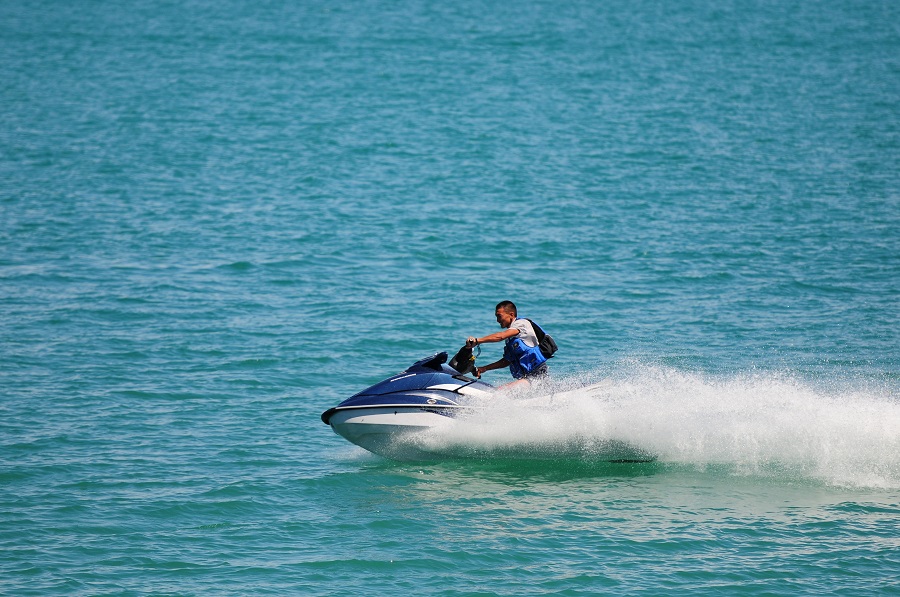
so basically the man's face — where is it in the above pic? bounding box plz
[495,308,515,329]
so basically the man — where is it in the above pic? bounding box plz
[465,300,549,386]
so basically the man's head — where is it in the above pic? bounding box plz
[495,301,517,328]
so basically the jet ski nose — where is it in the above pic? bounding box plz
[321,407,337,425]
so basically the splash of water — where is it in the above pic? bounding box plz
[421,364,900,489]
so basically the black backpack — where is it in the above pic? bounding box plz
[525,319,558,359]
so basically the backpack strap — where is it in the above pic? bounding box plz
[525,318,546,343]
[525,318,557,359]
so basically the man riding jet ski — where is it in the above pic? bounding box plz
[320,301,653,462]
[320,346,654,463]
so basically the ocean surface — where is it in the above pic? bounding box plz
[2,0,899,594]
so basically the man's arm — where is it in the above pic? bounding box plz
[466,328,519,348]
[476,358,510,378]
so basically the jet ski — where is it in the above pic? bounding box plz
[321,347,658,463]
[320,349,493,461]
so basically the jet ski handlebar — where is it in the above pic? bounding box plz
[448,344,480,376]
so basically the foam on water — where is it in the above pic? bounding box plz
[419,365,900,489]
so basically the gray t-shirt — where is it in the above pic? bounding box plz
[510,318,539,348]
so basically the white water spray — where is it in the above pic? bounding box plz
[424,364,900,489]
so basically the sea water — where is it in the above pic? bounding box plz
[1,0,898,594]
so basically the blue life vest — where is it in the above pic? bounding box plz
[504,332,548,379]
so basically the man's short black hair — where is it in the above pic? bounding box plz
[495,300,517,316]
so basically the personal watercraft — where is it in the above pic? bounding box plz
[321,347,657,463]
[320,350,492,461]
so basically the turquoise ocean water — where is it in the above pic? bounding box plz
[2,0,899,594]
